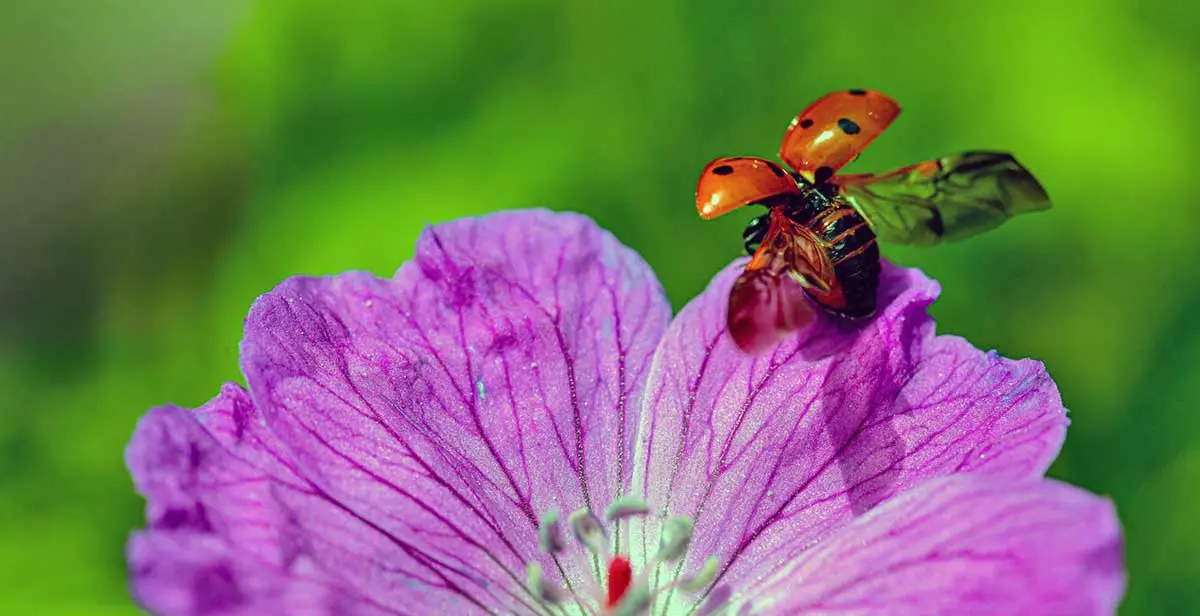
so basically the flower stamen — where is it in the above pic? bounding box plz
[606,556,633,607]
[526,563,600,616]
[538,509,566,554]
[528,500,719,615]
[526,563,568,605]
[655,516,693,563]
[570,508,611,563]
[606,496,651,521]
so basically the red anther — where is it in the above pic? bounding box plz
[606,556,633,607]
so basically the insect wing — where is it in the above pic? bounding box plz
[728,266,815,355]
[726,216,824,354]
[785,221,835,294]
[834,151,1051,245]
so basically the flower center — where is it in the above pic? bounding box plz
[525,496,719,615]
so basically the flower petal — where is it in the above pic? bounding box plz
[631,260,1068,608]
[749,475,1125,615]
[126,384,374,615]
[233,210,671,610]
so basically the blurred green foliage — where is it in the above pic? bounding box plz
[1,0,1197,613]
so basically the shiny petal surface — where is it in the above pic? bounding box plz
[128,210,672,614]
[750,475,1125,615]
[631,260,1069,610]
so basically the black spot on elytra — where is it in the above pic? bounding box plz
[814,166,834,184]
[848,89,867,96]
[799,118,814,129]
[712,165,734,175]
[765,161,786,178]
[837,118,861,135]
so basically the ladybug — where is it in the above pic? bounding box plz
[696,89,1051,354]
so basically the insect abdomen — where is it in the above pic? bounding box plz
[807,200,880,318]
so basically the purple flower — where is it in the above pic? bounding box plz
[126,209,1124,615]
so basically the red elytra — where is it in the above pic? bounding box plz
[696,156,800,220]
[779,88,901,181]
[694,89,901,219]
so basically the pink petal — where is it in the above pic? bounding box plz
[751,475,1125,615]
[632,260,1069,608]
[126,385,381,615]
[128,210,672,613]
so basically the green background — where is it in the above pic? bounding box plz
[2,1,1196,613]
